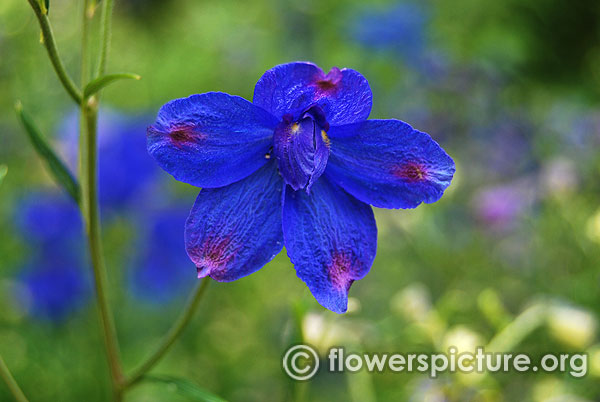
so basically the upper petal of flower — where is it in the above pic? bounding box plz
[282,177,377,314]
[326,119,455,209]
[148,92,279,188]
[253,62,373,126]
[185,162,284,281]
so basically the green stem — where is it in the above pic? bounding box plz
[25,0,82,104]
[81,102,125,400]
[0,355,28,402]
[81,0,91,90]
[124,279,210,388]
[80,1,124,400]
[26,0,209,399]
[95,0,114,78]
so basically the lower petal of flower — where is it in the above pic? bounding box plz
[282,176,377,314]
[185,162,284,281]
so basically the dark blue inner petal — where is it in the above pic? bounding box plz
[273,105,331,192]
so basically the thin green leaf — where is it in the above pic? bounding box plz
[83,73,141,98]
[144,375,227,402]
[15,101,80,204]
[0,165,7,186]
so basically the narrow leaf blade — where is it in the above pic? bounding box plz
[84,73,141,98]
[15,102,80,204]
[143,375,227,402]
[0,165,7,186]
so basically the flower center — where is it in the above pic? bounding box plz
[273,105,331,192]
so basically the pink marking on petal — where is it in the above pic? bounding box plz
[327,252,355,291]
[168,124,205,147]
[312,67,343,97]
[393,162,428,182]
[189,233,237,278]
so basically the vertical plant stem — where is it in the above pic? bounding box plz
[95,0,114,78]
[81,104,125,399]
[81,0,91,89]
[80,1,124,399]
[25,0,82,104]
[0,355,28,402]
[124,279,210,388]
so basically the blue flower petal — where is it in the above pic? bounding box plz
[253,62,373,126]
[148,92,279,188]
[282,177,377,313]
[185,162,284,281]
[327,119,455,209]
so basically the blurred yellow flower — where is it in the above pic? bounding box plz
[589,345,600,377]
[547,303,597,349]
[390,282,432,321]
[586,208,600,244]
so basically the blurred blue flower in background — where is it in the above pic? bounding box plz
[60,109,162,213]
[13,192,91,322]
[12,109,191,321]
[14,192,82,256]
[348,1,446,75]
[128,205,195,305]
[350,2,427,60]
[17,264,90,323]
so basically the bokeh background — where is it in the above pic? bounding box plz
[1,0,600,400]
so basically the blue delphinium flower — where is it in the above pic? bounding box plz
[147,62,455,313]
[14,192,91,322]
[129,205,195,305]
